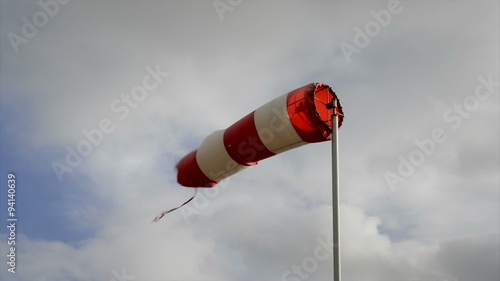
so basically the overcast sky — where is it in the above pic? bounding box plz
[0,1,499,281]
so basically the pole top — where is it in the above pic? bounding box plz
[325,98,338,110]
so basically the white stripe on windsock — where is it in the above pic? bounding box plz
[254,92,306,154]
[195,130,248,182]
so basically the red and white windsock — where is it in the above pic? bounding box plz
[176,82,344,188]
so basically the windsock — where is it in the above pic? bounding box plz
[176,82,344,188]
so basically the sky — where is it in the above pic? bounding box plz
[0,0,498,281]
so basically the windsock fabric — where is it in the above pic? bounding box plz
[176,82,344,188]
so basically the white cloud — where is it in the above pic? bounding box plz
[1,0,498,280]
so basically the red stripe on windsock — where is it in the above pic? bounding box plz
[223,112,275,166]
[287,83,343,143]
[176,150,217,187]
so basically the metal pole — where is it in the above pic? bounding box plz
[331,98,341,281]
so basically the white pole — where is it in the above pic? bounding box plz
[331,98,341,281]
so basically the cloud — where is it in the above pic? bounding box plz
[2,202,495,281]
[434,234,500,281]
[1,0,499,281]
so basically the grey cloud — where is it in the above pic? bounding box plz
[1,0,498,280]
